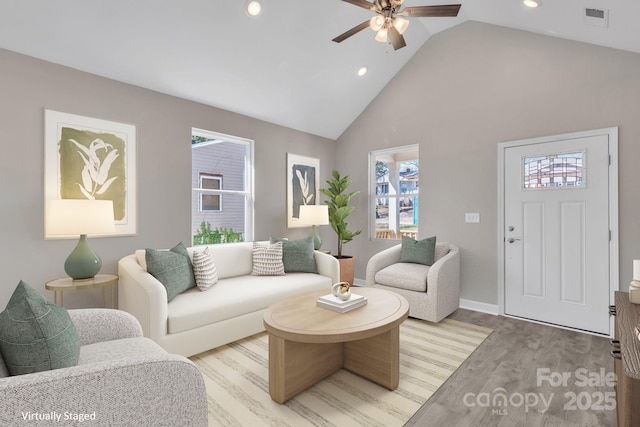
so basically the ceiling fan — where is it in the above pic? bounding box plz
[332,0,461,50]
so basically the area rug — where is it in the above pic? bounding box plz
[190,318,493,427]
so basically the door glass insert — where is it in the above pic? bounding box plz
[522,151,585,189]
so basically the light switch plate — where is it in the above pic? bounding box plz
[465,213,480,223]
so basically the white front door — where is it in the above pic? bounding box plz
[503,131,614,335]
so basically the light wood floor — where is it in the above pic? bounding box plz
[406,309,617,427]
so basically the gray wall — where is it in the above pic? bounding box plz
[0,48,336,308]
[337,21,640,305]
[2,20,639,311]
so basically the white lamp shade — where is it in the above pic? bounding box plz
[47,199,115,236]
[375,27,388,43]
[393,17,409,35]
[299,205,329,226]
[370,15,384,31]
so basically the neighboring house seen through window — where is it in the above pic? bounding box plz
[191,128,254,245]
[369,145,419,240]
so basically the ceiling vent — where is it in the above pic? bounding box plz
[584,8,609,28]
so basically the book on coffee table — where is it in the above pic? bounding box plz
[317,293,368,313]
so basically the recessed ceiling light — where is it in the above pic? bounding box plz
[246,0,262,16]
[524,0,540,8]
[358,66,368,77]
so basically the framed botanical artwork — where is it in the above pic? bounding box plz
[287,153,319,228]
[44,109,137,238]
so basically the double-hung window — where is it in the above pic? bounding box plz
[191,128,254,244]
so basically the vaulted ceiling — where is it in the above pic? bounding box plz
[1,0,638,139]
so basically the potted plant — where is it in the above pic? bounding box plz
[320,170,362,284]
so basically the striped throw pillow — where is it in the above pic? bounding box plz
[252,242,285,276]
[192,247,218,291]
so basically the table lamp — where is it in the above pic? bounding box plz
[47,199,115,281]
[299,205,329,250]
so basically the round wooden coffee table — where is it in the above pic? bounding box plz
[263,287,409,403]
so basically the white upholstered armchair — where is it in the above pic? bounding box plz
[0,309,207,427]
[366,242,460,323]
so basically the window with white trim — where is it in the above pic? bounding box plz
[369,145,419,240]
[191,128,254,245]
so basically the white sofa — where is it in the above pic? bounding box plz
[118,242,339,357]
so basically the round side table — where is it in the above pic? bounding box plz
[45,274,118,308]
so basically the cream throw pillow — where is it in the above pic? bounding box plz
[192,247,218,291]
[252,242,285,276]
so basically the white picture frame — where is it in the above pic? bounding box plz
[287,153,319,228]
[44,109,137,238]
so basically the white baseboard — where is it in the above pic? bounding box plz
[459,299,499,316]
[353,280,499,316]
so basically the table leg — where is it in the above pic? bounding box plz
[343,326,400,390]
[268,335,342,404]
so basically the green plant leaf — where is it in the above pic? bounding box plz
[321,170,361,257]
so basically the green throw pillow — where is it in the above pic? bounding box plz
[270,236,318,273]
[399,235,436,266]
[146,242,196,302]
[0,281,80,376]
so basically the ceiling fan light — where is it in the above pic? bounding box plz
[393,17,410,35]
[246,0,262,16]
[370,15,384,32]
[375,28,388,43]
[523,0,540,8]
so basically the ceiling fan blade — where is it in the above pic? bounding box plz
[402,4,461,17]
[388,26,406,50]
[341,0,377,11]
[332,20,371,43]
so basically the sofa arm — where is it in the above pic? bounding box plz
[426,244,461,319]
[427,244,460,292]
[118,254,169,342]
[0,354,207,427]
[365,245,402,287]
[69,309,143,346]
[314,251,340,284]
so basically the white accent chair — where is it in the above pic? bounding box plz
[365,242,460,322]
[0,309,207,427]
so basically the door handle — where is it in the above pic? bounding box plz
[507,238,521,243]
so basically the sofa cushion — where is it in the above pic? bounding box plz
[192,246,218,291]
[271,236,318,273]
[193,242,254,279]
[0,281,80,376]
[375,262,429,292]
[399,235,436,266]
[146,242,197,302]
[167,273,331,334]
[138,242,255,280]
[251,242,285,276]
